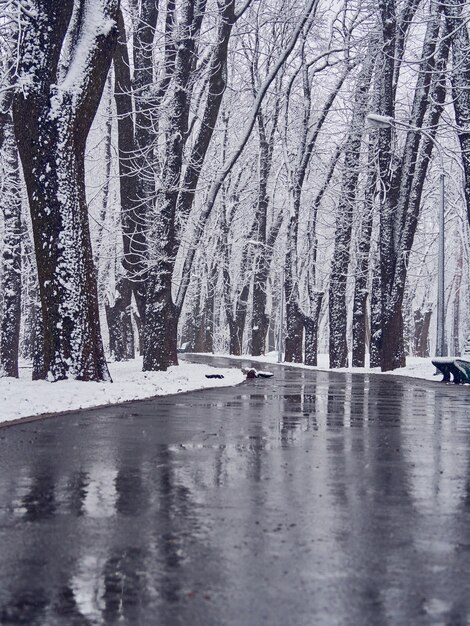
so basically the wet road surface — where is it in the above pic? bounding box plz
[1,356,470,625]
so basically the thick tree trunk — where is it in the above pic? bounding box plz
[352,138,376,367]
[369,258,382,368]
[304,292,323,366]
[381,301,405,371]
[352,292,368,368]
[105,277,134,361]
[451,245,463,355]
[285,299,303,363]
[12,0,117,381]
[442,0,470,226]
[196,282,216,354]
[251,271,269,356]
[284,207,303,363]
[414,307,432,357]
[0,116,22,377]
[143,257,178,371]
[228,284,250,356]
[113,10,146,324]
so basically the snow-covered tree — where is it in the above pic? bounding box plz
[12,0,119,381]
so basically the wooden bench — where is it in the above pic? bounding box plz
[432,357,470,384]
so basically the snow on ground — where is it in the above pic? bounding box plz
[0,352,449,426]
[0,359,245,425]
[215,352,443,382]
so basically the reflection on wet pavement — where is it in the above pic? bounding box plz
[1,357,470,624]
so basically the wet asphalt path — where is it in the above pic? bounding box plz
[1,356,470,625]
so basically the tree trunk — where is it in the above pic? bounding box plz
[451,244,463,355]
[352,137,377,367]
[105,277,134,361]
[304,292,323,366]
[142,0,204,371]
[113,10,146,325]
[0,115,22,377]
[12,0,117,381]
[285,299,303,363]
[352,292,369,368]
[369,257,382,368]
[329,41,376,369]
[442,0,470,226]
[381,301,405,371]
[228,284,250,356]
[414,307,432,357]
[377,2,446,371]
[251,268,269,356]
[143,262,178,371]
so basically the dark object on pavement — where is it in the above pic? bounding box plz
[205,374,224,379]
[242,367,274,379]
[432,357,470,384]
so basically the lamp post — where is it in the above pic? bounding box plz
[366,113,446,357]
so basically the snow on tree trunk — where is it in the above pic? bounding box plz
[352,139,377,367]
[105,277,134,361]
[0,115,22,377]
[304,292,323,366]
[12,0,118,381]
[413,307,432,357]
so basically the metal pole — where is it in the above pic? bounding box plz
[436,172,445,356]
[277,269,284,363]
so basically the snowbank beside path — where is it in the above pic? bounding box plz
[0,359,245,425]
[213,352,442,383]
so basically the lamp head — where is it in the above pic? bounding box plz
[366,113,394,128]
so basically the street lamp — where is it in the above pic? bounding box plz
[366,112,446,357]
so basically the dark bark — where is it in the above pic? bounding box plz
[12,1,118,381]
[0,115,22,377]
[451,244,463,355]
[250,114,272,357]
[143,0,205,371]
[181,283,200,351]
[221,202,251,356]
[252,210,283,356]
[369,258,382,368]
[143,267,178,370]
[196,263,218,353]
[228,283,250,356]
[285,297,303,363]
[329,46,376,368]
[352,139,377,367]
[130,0,163,318]
[378,3,446,371]
[114,9,146,321]
[442,0,470,226]
[304,292,323,366]
[413,307,432,357]
[105,277,134,361]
